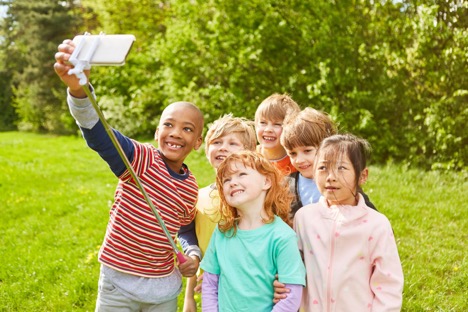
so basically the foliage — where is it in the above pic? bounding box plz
[0,62,16,131]
[0,1,18,130]
[78,0,170,136]
[0,132,466,310]
[0,0,466,170]
[0,0,83,133]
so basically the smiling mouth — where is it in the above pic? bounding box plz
[263,136,276,142]
[166,142,182,149]
[216,155,227,160]
[231,190,244,196]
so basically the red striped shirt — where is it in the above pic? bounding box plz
[98,141,198,277]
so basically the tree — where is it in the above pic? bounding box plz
[0,1,18,130]
[1,0,83,133]
[1,0,465,169]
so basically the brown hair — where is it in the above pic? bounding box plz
[215,151,293,235]
[204,114,256,155]
[281,107,337,151]
[255,93,301,123]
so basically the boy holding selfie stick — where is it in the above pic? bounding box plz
[54,37,203,311]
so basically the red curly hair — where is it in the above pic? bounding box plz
[215,151,293,235]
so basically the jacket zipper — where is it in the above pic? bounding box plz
[327,220,337,312]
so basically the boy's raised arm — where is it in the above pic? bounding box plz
[56,39,134,177]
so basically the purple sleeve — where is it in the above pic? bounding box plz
[271,284,303,312]
[201,271,219,311]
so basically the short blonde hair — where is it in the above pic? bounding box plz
[215,151,293,235]
[281,107,337,151]
[204,114,256,155]
[255,93,301,123]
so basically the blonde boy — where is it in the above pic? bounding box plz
[255,93,301,175]
[183,114,257,312]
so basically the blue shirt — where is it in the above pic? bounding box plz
[298,174,321,205]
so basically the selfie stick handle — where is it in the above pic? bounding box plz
[68,35,186,263]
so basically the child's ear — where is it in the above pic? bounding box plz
[359,168,369,185]
[193,136,203,151]
[263,176,272,190]
[154,128,159,141]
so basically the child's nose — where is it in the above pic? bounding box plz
[169,127,182,138]
[265,124,274,131]
[326,171,336,181]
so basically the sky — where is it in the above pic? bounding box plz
[0,5,7,18]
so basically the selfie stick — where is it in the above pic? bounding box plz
[68,33,187,264]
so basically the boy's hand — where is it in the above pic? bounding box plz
[273,278,290,303]
[178,255,200,277]
[53,39,90,98]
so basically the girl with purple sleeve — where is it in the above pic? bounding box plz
[200,151,305,311]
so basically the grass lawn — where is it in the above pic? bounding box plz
[0,131,466,311]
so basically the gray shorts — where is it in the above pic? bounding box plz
[95,265,182,312]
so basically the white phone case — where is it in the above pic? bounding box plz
[72,34,136,66]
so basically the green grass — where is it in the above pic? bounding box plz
[0,132,466,311]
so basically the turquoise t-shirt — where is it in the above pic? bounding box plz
[200,216,305,312]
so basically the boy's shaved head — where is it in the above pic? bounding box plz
[155,101,204,172]
[161,101,204,136]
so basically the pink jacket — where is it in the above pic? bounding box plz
[294,195,403,312]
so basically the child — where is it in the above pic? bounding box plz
[201,151,306,311]
[54,39,203,311]
[293,134,404,311]
[182,114,257,312]
[255,93,301,175]
[280,107,376,218]
[281,107,337,217]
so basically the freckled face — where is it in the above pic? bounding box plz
[222,161,271,210]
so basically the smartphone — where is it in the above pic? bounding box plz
[71,34,136,66]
